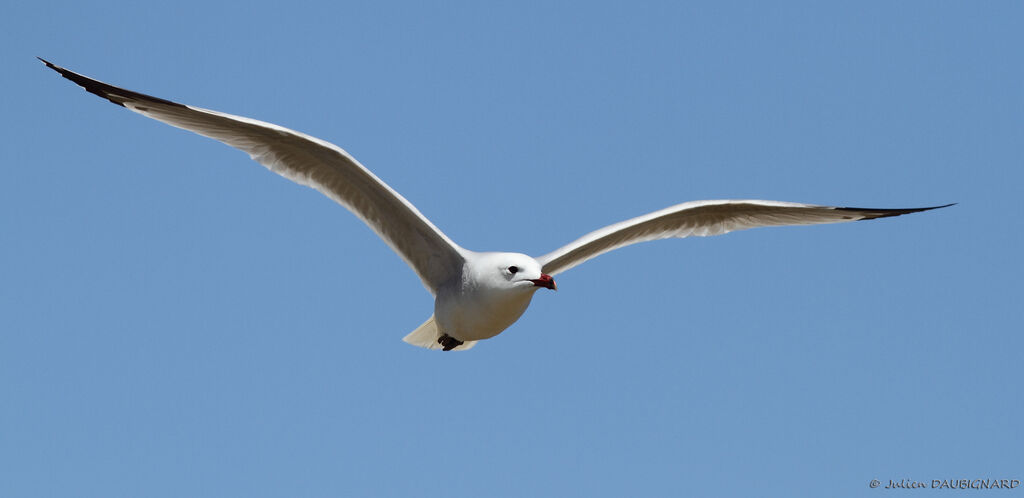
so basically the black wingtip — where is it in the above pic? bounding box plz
[39,58,186,110]
[38,57,68,74]
[37,57,64,74]
[837,202,956,220]
[39,57,124,107]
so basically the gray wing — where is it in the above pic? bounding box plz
[538,199,951,276]
[41,58,465,294]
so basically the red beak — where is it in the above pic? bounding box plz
[530,273,557,290]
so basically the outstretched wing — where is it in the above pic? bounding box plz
[538,199,951,276]
[41,58,465,294]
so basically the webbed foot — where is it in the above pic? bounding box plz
[438,334,464,351]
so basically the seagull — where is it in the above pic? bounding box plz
[40,58,951,351]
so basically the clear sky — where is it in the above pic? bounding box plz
[2,1,1021,497]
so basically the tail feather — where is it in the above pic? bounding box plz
[402,315,477,351]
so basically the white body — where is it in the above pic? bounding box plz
[403,251,547,350]
[436,252,542,341]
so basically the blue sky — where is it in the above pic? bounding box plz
[2,1,1021,497]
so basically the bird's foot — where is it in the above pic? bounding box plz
[438,334,464,351]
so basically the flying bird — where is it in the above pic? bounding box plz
[40,58,951,351]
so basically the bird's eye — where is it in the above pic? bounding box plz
[508,266,519,274]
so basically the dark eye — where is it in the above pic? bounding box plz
[508,266,519,274]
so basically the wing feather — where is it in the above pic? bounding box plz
[41,58,464,293]
[538,199,951,276]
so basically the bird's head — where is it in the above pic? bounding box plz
[473,252,556,293]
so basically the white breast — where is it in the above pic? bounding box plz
[435,287,535,342]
